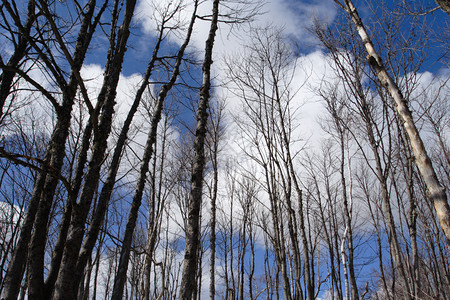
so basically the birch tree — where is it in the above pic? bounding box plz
[333,0,450,244]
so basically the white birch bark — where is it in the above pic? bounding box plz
[336,0,450,244]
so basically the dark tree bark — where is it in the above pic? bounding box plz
[53,0,137,298]
[71,3,170,292]
[109,3,198,299]
[43,117,96,298]
[140,118,170,300]
[0,0,35,121]
[1,1,106,298]
[179,0,219,298]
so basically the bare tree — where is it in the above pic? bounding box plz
[52,0,138,297]
[334,0,450,244]
[179,0,219,297]
[1,0,108,298]
[205,98,226,300]
[226,25,317,299]
[0,0,35,122]
[110,3,198,298]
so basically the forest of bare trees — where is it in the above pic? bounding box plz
[0,0,448,299]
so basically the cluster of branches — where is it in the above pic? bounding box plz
[0,0,214,298]
[0,0,448,299]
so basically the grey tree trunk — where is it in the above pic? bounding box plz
[209,163,218,300]
[43,116,96,298]
[179,0,219,298]
[140,129,166,300]
[335,115,359,300]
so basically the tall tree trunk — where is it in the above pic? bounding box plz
[274,88,312,300]
[72,7,166,291]
[43,117,96,298]
[208,104,222,300]
[179,0,219,298]
[53,0,136,298]
[363,101,412,299]
[336,0,450,244]
[209,170,218,300]
[395,115,421,298]
[140,139,165,300]
[110,4,198,299]
[1,1,104,298]
[333,118,358,300]
[325,94,358,299]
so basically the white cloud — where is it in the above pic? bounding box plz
[135,0,338,54]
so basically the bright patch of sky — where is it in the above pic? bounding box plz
[86,0,448,153]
